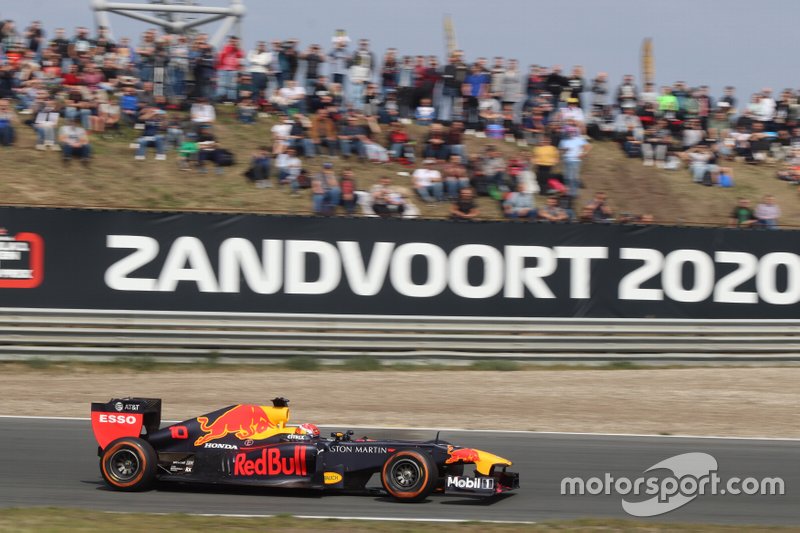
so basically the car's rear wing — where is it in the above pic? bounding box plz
[90,398,162,450]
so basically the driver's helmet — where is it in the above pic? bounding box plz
[295,423,320,438]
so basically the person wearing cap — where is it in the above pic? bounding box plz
[560,97,585,132]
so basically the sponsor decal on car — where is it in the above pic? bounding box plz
[323,472,343,484]
[446,447,480,464]
[233,446,308,477]
[329,445,390,454]
[195,405,274,446]
[98,414,138,425]
[446,476,495,491]
[204,442,238,449]
[284,434,309,441]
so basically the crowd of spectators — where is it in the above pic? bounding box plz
[0,19,795,227]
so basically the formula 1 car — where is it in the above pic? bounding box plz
[91,397,519,502]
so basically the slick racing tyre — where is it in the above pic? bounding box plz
[381,450,438,502]
[100,437,158,491]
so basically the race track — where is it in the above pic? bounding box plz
[0,418,797,526]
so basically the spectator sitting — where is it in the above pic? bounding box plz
[33,99,60,149]
[178,132,199,171]
[443,154,470,200]
[370,176,407,218]
[413,159,444,203]
[387,121,413,163]
[237,93,258,124]
[288,113,315,157]
[482,146,507,192]
[450,187,480,220]
[415,97,435,126]
[134,106,167,161]
[275,147,303,195]
[642,119,673,168]
[311,162,341,215]
[58,117,91,166]
[190,96,216,128]
[340,168,357,215]
[0,99,17,146]
[246,146,272,188]
[196,125,222,173]
[338,115,365,160]
[423,122,449,161]
[503,183,536,219]
[754,194,780,229]
[310,108,338,157]
[613,105,643,157]
[119,86,139,127]
[585,191,613,223]
[445,120,466,158]
[681,144,717,184]
[537,195,569,222]
[729,197,757,228]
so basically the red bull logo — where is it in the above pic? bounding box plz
[446,447,481,464]
[194,405,273,446]
[234,446,307,477]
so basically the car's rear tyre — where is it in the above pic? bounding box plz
[100,437,157,491]
[381,450,438,502]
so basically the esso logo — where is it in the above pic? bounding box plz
[99,414,137,424]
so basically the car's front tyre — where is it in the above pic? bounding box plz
[381,450,438,502]
[100,437,157,491]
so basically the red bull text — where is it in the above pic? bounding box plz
[234,446,308,477]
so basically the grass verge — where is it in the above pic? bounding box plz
[0,508,794,532]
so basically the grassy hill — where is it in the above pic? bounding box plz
[2,106,797,227]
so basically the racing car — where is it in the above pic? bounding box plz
[91,397,519,502]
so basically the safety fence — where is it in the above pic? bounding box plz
[1,308,799,362]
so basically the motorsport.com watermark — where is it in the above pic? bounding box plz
[560,452,785,517]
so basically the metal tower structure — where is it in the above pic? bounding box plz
[90,0,245,47]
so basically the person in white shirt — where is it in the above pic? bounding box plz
[247,41,272,100]
[757,88,776,124]
[190,97,216,125]
[273,80,307,113]
[34,101,60,149]
[754,194,781,229]
[412,160,444,203]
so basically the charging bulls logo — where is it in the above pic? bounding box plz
[446,446,481,464]
[0,230,44,289]
[194,405,274,446]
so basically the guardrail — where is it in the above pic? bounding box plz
[1,308,799,362]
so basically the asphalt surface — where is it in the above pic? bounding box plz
[0,418,798,525]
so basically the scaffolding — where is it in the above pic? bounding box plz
[90,0,245,47]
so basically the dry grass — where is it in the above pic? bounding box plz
[1,107,797,226]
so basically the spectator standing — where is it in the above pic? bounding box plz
[754,195,780,229]
[216,36,243,102]
[247,41,271,101]
[558,127,591,196]
[349,39,374,109]
[300,43,325,92]
[440,50,467,122]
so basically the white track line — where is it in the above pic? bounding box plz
[1,414,798,441]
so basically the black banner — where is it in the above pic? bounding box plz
[1,206,799,318]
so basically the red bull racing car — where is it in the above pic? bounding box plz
[91,397,519,502]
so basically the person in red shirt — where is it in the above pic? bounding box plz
[216,36,244,102]
[340,168,357,215]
